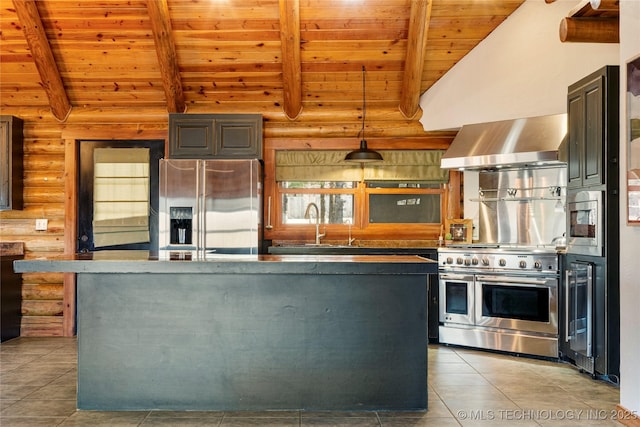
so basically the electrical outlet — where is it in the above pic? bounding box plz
[35,219,48,231]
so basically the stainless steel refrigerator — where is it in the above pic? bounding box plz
[159,159,262,257]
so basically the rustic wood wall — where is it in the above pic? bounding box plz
[0,107,454,336]
[1,113,66,336]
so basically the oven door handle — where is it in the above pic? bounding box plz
[439,273,474,281]
[475,275,552,287]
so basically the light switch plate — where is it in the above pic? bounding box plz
[35,219,48,231]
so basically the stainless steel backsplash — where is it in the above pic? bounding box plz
[477,166,567,247]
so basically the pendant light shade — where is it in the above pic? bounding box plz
[345,66,383,163]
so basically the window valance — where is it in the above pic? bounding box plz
[275,150,448,182]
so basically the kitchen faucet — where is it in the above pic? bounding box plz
[304,202,325,244]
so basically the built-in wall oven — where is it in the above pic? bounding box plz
[438,247,560,358]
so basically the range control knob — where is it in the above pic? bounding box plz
[446,257,454,264]
[456,257,464,265]
[534,261,542,269]
[499,258,507,267]
[519,260,527,269]
[464,258,471,266]
[472,258,479,266]
[482,257,490,266]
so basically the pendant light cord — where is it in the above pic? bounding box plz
[361,65,366,141]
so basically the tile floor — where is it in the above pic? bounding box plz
[0,337,621,426]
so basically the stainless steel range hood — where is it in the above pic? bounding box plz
[441,113,567,170]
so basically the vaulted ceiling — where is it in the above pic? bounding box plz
[0,0,619,132]
[1,0,525,121]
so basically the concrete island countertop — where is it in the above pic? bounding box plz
[13,250,437,275]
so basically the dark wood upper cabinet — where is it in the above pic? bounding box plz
[0,115,23,211]
[169,114,262,159]
[567,66,619,190]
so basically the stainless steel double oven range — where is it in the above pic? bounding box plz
[438,246,560,358]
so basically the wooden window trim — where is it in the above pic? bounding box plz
[265,136,459,243]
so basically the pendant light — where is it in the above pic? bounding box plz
[345,66,383,162]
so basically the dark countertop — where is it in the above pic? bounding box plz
[13,250,437,275]
[268,245,438,256]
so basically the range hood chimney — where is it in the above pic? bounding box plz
[441,113,568,170]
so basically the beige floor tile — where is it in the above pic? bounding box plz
[0,399,18,411]
[443,397,521,413]
[379,401,454,420]
[380,417,462,426]
[0,383,41,400]
[146,410,226,419]
[301,411,377,419]
[424,399,456,418]
[221,417,300,426]
[24,384,77,400]
[493,383,568,396]
[0,369,66,387]
[429,373,493,387]
[511,398,594,412]
[300,417,379,426]
[0,354,42,365]
[428,362,478,375]
[141,419,223,426]
[0,398,76,417]
[48,371,77,387]
[458,418,540,426]
[57,410,150,426]
[225,410,300,418]
[0,416,68,426]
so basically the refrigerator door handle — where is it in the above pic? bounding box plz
[197,160,204,258]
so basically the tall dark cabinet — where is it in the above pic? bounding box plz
[561,65,620,383]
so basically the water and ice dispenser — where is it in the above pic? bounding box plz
[170,206,192,245]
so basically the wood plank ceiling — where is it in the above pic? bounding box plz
[1,0,619,130]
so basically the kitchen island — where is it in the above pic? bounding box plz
[14,252,436,411]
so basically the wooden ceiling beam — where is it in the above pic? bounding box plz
[12,0,72,122]
[279,0,303,120]
[559,17,619,43]
[399,0,432,120]
[145,0,186,113]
